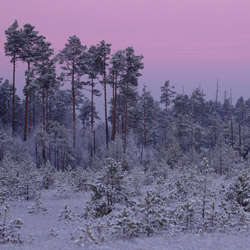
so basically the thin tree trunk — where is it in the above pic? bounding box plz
[202,178,207,227]
[28,94,32,135]
[124,101,128,148]
[219,138,223,175]
[93,130,96,154]
[122,101,126,152]
[72,66,76,148]
[112,83,115,140]
[42,87,45,127]
[117,98,120,135]
[143,97,147,147]
[12,57,16,135]
[153,129,156,148]
[231,113,234,148]
[91,79,94,157]
[104,69,109,147]
[61,150,64,172]
[42,142,46,163]
[46,86,49,126]
[32,94,35,127]
[48,143,51,162]
[112,76,117,140]
[54,150,57,170]
[7,100,11,127]
[56,148,59,170]
[49,101,52,121]
[24,62,30,141]
[239,123,242,157]
[140,142,143,165]
[215,79,219,113]
[35,142,37,161]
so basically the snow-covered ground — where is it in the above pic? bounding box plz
[2,189,250,250]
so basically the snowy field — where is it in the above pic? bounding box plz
[2,189,250,250]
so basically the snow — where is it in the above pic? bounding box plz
[1,189,250,250]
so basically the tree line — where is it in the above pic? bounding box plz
[1,20,250,170]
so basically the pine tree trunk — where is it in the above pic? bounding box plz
[93,130,96,154]
[202,178,207,229]
[91,79,94,157]
[219,140,223,175]
[57,148,59,170]
[24,62,30,141]
[216,79,219,113]
[72,67,76,148]
[61,150,64,172]
[143,97,147,147]
[153,129,156,148]
[54,150,57,170]
[122,101,126,151]
[48,143,51,162]
[12,57,16,135]
[112,83,115,140]
[112,77,117,140]
[239,123,242,157]
[117,98,121,135]
[28,95,32,135]
[104,69,109,147]
[231,113,234,147]
[42,87,45,127]
[42,142,46,163]
[46,87,49,126]
[7,100,11,127]
[32,94,35,127]
[35,142,37,161]
[124,101,128,146]
[49,101,52,121]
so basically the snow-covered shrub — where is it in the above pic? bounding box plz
[175,200,195,232]
[0,203,23,244]
[59,205,76,221]
[73,219,110,246]
[17,157,41,201]
[48,228,59,239]
[112,208,139,239]
[28,194,47,214]
[40,162,56,190]
[69,167,90,192]
[0,153,41,202]
[124,168,144,197]
[85,158,127,218]
[134,191,168,237]
[226,173,250,211]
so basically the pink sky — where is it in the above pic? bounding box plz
[1,0,250,101]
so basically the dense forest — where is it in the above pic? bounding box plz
[1,20,250,248]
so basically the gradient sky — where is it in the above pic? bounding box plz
[1,0,250,103]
